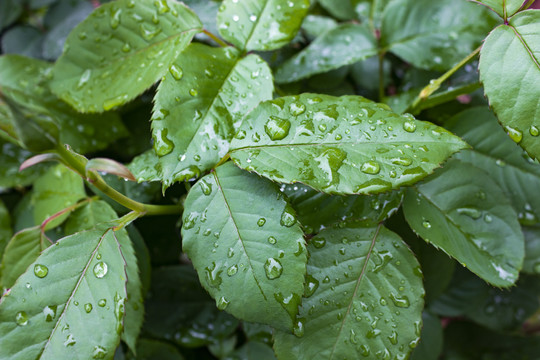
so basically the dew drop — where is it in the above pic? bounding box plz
[34,264,49,278]
[391,157,412,166]
[85,303,93,313]
[139,23,161,41]
[403,121,416,133]
[169,64,183,80]
[268,236,277,245]
[189,88,198,96]
[98,299,107,307]
[312,237,326,249]
[257,218,266,227]
[109,7,121,29]
[305,275,319,297]
[153,128,175,156]
[529,125,539,137]
[93,262,108,278]
[15,311,28,326]
[361,161,380,175]
[265,116,291,141]
[199,179,212,195]
[64,334,76,347]
[280,206,297,227]
[390,293,410,308]
[457,207,481,219]
[121,42,131,52]
[227,264,238,276]
[289,101,306,116]
[264,258,283,279]
[92,345,107,359]
[216,296,229,310]
[505,126,523,143]
[293,317,305,337]
[235,130,246,140]
[43,305,57,322]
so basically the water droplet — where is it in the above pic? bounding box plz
[235,130,246,139]
[140,23,161,41]
[360,344,370,356]
[312,237,326,248]
[93,262,108,278]
[403,121,416,133]
[92,345,107,359]
[457,207,481,219]
[305,275,319,297]
[529,125,539,137]
[109,7,121,29]
[366,328,381,338]
[391,157,412,166]
[265,116,291,141]
[390,293,410,308]
[189,88,198,96]
[205,262,223,289]
[388,330,398,345]
[227,248,235,258]
[98,299,107,307]
[361,161,380,175]
[84,303,93,313]
[77,69,92,89]
[268,236,277,245]
[264,258,283,280]
[121,42,131,52]
[169,64,183,80]
[103,94,128,111]
[227,265,238,276]
[422,219,431,229]
[154,0,170,13]
[289,101,306,116]
[505,126,523,143]
[372,251,393,273]
[216,296,229,310]
[199,179,212,195]
[43,305,57,322]
[280,205,297,227]
[15,311,28,326]
[293,317,305,337]
[34,264,49,278]
[257,218,266,227]
[153,128,175,156]
[64,334,76,347]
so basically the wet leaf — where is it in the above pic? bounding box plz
[223,341,276,360]
[128,338,185,360]
[0,140,49,190]
[0,0,22,32]
[409,311,442,360]
[130,43,273,188]
[230,94,468,195]
[181,162,307,331]
[1,26,44,59]
[282,183,403,233]
[381,0,497,70]
[479,10,540,160]
[0,200,11,260]
[403,160,524,287]
[275,24,377,84]
[217,0,309,51]
[0,55,127,153]
[273,224,424,360]
[50,0,203,112]
[474,0,524,19]
[0,224,127,360]
[447,107,540,226]
[522,225,540,275]
[31,164,86,230]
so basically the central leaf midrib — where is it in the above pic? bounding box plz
[212,171,267,300]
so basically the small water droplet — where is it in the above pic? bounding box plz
[264,258,283,280]
[529,125,539,137]
[268,236,277,245]
[98,299,107,307]
[293,317,305,337]
[34,264,49,278]
[457,207,481,219]
[257,218,266,227]
[422,219,431,228]
[43,305,57,322]
[227,265,238,276]
[92,345,107,359]
[103,94,128,111]
[280,205,297,227]
[390,293,410,308]
[305,275,319,297]
[169,64,183,80]
[139,23,161,41]
[289,101,306,116]
[93,262,108,278]
[199,179,212,195]
[189,88,198,96]
[235,130,246,139]
[216,296,229,310]
[505,126,523,143]
[85,303,93,313]
[15,311,28,326]
[312,237,326,248]
[64,334,76,347]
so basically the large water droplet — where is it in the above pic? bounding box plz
[390,293,410,308]
[205,262,223,289]
[268,236,277,245]
[43,305,57,322]
[361,161,380,175]
[140,23,161,41]
[77,69,91,89]
[98,299,107,307]
[199,179,212,195]
[264,258,283,279]
[289,101,306,116]
[227,264,238,276]
[15,311,28,326]
[403,121,416,133]
[280,205,297,227]
[505,126,523,143]
[109,7,121,29]
[93,262,108,278]
[34,264,49,278]
[154,0,170,13]
[529,125,539,137]
[391,157,412,166]
[84,303,93,313]
[457,207,481,219]
[305,275,319,297]
[216,296,229,310]
[169,64,183,80]
[312,237,326,249]
[92,345,107,359]
[265,116,291,141]
[153,128,174,156]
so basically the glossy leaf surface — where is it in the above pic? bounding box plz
[0,225,127,360]
[131,43,273,188]
[403,160,524,287]
[181,163,307,331]
[275,24,377,84]
[31,164,86,229]
[50,0,203,112]
[282,183,403,233]
[479,10,540,159]
[447,107,540,225]
[474,0,524,19]
[217,0,309,51]
[274,225,424,360]
[381,0,497,70]
[0,55,126,153]
[230,94,468,195]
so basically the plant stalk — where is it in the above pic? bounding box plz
[202,29,228,47]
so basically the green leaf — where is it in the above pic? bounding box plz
[130,43,273,188]
[0,0,22,32]
[317,0,358,20]
[523,225,540,274]
[230,94,468,195]
[217,0,309,51]
[0,225,127,360]
[64,200,119,235]
[128,339,185,360]
[403,160,524,287]
[273,224,424,360]
[301,15,338,40]
[410,312,443,360]
[479,10,540,160]
[224,342,276,360]
[381,0,497,71]
[181,162,307,331]
[474,0,524,19]
[282,183,403,233]
[1,26,44,59]
[31,164,86,229]
[143,265,238,347]
[0,227,51,291]
[0,140,49,190]
[275,24,377,84]
[0,55,127,153]
[0,200,11,260]
[50,0,203,113]
[446,107,540,225]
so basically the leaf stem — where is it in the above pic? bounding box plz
[407,45,481,114]
[55,145,182,216]
[202,29,228,47]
